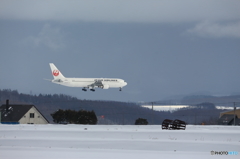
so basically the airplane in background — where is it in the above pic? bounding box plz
[48,63,127,92]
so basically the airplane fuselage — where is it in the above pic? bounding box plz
[52,78,127,88]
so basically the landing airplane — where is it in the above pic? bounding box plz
[48,63,127,92]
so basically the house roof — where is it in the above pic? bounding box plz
[0,104,49,123]
[220,109,240,118]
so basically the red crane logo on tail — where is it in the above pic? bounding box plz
[53,70,59,76]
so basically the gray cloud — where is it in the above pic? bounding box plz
[0,0,240,23]
[186,21,240,38]
[22,24,65,50]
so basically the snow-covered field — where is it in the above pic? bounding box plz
[0,124,239,159]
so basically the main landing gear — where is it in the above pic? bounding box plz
[82,87,121,92]
[82,87,95,92]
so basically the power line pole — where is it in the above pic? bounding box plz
[194,113,196,125]
[151,102,154,125]
[233,102,236,126]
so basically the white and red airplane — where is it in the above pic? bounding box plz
[48,63,127,92]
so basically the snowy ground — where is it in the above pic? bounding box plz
[0,124,239,159]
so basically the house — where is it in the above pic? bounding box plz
[0,100,49,124]
[218,109,240,125]
[217,114,240,125]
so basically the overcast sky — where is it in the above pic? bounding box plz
[0,0,240,102]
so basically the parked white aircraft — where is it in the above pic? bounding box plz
[48,63,127,92]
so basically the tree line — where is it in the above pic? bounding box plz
[51,109,97,124]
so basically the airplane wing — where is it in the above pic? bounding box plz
[88,80,104,88]
[44,78,63,83]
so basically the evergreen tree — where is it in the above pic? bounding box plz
[135,118,148,125]
[51,109,66,124]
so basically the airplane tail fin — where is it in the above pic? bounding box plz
[49,63,65,79]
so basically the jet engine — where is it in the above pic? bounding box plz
[102,85,109,89]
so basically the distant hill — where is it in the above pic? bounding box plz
[156,95,240,106]
[181,95,240,105]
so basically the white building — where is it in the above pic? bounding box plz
[0,103,49,124]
